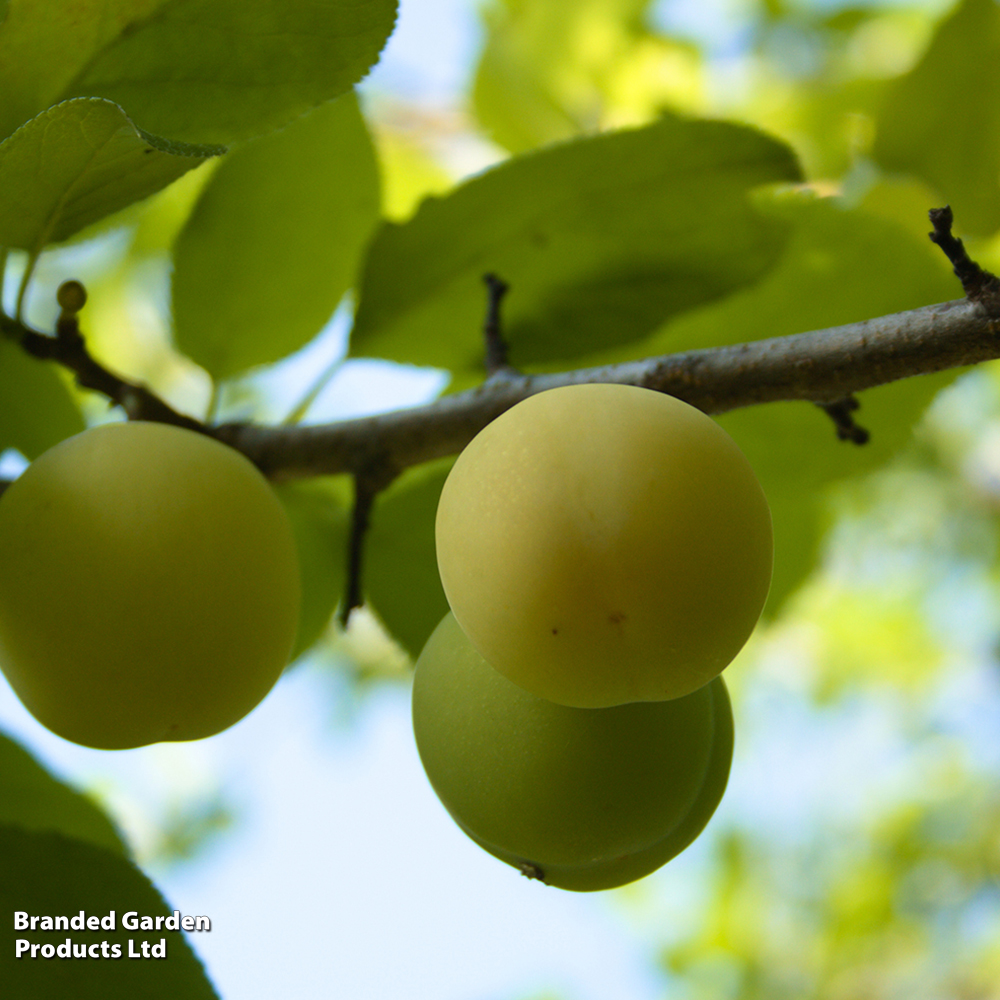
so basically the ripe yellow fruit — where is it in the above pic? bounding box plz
[412,613,733,891]
[436,383,772,708]
[0,421,301,750]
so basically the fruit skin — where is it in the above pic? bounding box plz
[436,383,772,708]
[412,612,733,892]
[0,421,301,750]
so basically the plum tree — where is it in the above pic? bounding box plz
[0,421,301,750]
[412,612,733,892]
[436,383,773,708]
[3,0,999,995]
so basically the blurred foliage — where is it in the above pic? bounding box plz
[651,364,1000,999]
[662,772,1000,999]
[874,0,1000,235]
[142,793,237,871]
[473,0,705,151]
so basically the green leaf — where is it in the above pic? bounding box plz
[365,460,453,659]
[0,99,221,253]
[633,192,960,613]
[0,337,84,458]
[0,824,219,998]
[275,478,350,661]
[172,93,381,379]
[351,114,802,374]
[873,0,1000,236]
[0,0,399,145]
[0,730,127,857]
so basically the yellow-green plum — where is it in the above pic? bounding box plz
[412,612,733,892]
[436,383,772,708]
[0,421,301,750]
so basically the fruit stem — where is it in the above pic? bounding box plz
[339,463,399,629]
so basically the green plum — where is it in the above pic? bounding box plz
[0,421,301,750]
[435,383,772,708]
[412,612,733,892]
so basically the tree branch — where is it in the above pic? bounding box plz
[929,206,1000,309]
[5,289,998,484]
[213,295,998,480]
[1,282,206,434]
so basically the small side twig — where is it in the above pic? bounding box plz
[8,280,206,435]
[817,396,869,445]
[928,206,1000,315]
[482,273,517,377]
[339,462,399,629]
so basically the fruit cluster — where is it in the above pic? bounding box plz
[0,421,301,750]
[413,383,773,891]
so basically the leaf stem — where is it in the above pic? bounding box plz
[283,353,345,426]
[0,248,9,322]
[14,250,39,321]
[205,381,222,424]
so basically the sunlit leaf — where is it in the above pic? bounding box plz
[352,114,801,373]
[807,586,943,701]
[0,0,399,145]
[172,93,380,379]
[0,99,221,253]
[371,126,453,223]
[0,730,127,856]
[473,0,585,152]
[129,163,220,256]
[473,0,703,153]
[0,824,218,997]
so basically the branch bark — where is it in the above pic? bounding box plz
[213,295,999,480]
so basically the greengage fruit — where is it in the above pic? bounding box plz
[436,383,772,707]
[412,612,733,892]
[0,421,301,750]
